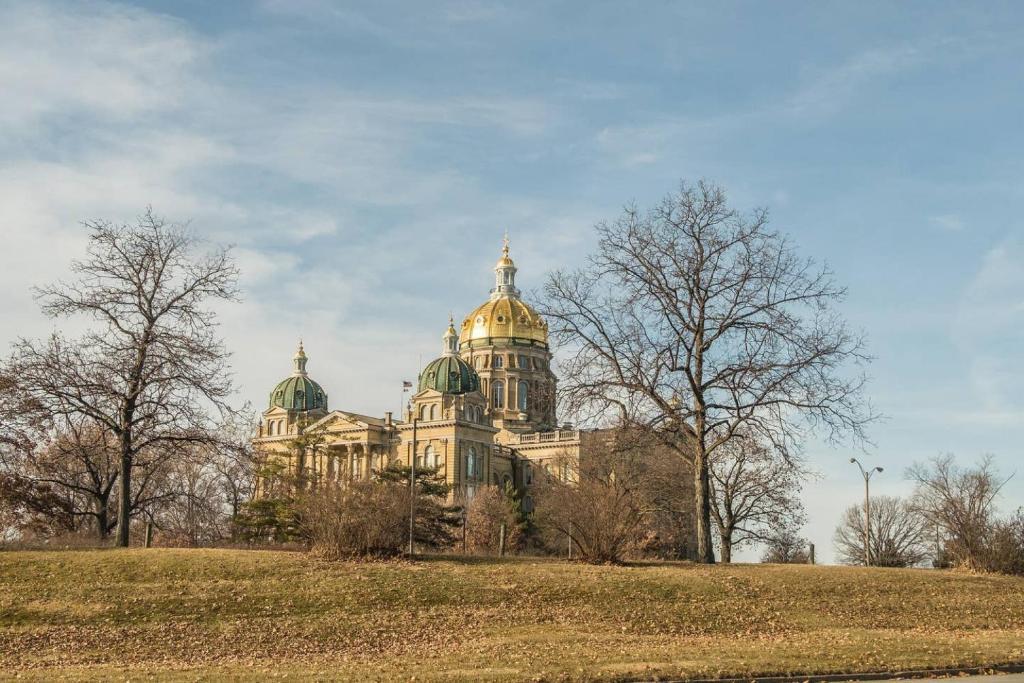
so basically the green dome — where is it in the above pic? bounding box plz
[269,375,328,412]
[419,355,480,395]
[268,342,328,411]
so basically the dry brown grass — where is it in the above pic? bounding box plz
[1,548,1022,681]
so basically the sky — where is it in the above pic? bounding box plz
[1,0,1022,563]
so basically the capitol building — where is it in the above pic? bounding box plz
[253,239,584,504]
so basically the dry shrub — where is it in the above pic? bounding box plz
[465,485,523,555]
[532,438,651,564]
[297,481,407,560]
[982,510,1024,576]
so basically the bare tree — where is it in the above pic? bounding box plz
[10,418,119,540]
[760,528,810,564]
[708,434,807,563]
[834,495,929,567]
[209,410,262,522]
[152,444,229,546]
[541,180,873,563]
[907,454,1009,570]
[7,208,239,546]
[0,472,80,539]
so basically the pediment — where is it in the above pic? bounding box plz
[262,406,290,418]
[412,388,443,400]
[308,410,378,432]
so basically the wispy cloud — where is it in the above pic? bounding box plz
[594,37,962,169]
[952,239,1024,420]
[0,2,206,130]
[930,214,966,232]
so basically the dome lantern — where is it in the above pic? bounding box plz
[442,314,459,357]
[293,340,308,376]
[491,232,519,299]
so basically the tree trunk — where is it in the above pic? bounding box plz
[116,421,132,547]
[95,494,110,541]
[692,396,716,564]
[693,448,715,563]
[719,526,733,564]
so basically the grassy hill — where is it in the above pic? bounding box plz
[1,549,1022,682]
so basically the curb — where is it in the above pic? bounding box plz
[656,662,1024,683]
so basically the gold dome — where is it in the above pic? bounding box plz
[459,235,548,348]
[459,296,548,347]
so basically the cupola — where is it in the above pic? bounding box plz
[419,318,481,395]
[268,341,329,412]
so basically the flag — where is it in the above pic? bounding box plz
[402,380,413,389]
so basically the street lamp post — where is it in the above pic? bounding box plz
[409,416,418,556]
[849,458,883,566]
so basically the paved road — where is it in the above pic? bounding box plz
[665,671,1024,683]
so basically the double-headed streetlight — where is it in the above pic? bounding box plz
[849,458,883,566]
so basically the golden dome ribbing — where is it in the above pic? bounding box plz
[459,297,548,346]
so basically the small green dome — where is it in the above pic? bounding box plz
[269,342,328,411]
[419,355,480,395]
[269,375,328,411]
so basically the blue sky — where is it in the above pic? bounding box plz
[1,0,1021,562]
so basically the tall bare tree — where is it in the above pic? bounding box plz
[834,495,929,567]
[907,454,1009,570]
[8,208,239,546]
[541,181,873,563]
[708,434,807,563]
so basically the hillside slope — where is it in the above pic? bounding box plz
[1,549,1022,681]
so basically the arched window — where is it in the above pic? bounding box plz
[424,445,436,470]
[492,354,504,369]
[429,404,438,421]
[474,356,482,369]
[418,405,427,421]
[517,381,528,411]
[467,446,477,479]
[492,381,505,409]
